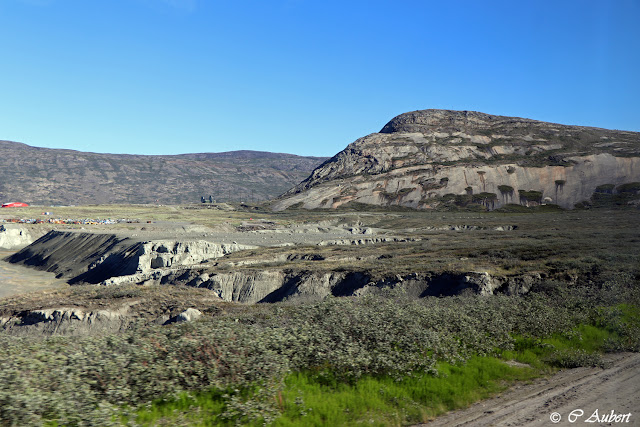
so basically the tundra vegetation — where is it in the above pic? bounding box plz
[0,203,639,426]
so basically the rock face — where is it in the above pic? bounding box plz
[2,304,134,336]
[0,224,33,249]
[5,231,256,285]
[274,110,640,210]
[160,268,542,304]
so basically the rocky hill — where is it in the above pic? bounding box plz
[0,141,326,205]
[274,110,640,210]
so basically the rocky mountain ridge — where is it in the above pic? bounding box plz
[275,110,640,210]
[0,141,327,205]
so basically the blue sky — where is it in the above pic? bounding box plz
[0,0,638,157]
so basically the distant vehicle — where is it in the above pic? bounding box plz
[1,202,29,208]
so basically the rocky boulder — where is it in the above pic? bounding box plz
[173,308,203,323]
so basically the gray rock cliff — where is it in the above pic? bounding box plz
[274,110,640,210]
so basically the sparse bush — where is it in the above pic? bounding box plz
[1,276,639,425]
[545,349,606,368]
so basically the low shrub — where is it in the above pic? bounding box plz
[0,278,638,425]
[545,349,606,368]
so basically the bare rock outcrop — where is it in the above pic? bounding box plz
[274,110,640,210]
[162,267,542,304]
[173,308,202,323]
[2,304,134,336]
[5,231,256,285]
[0,224,33,249]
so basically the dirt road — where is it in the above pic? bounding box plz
[423,353,640,426]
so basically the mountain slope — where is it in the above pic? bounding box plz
[274,110,640,210]
[0,141,327,205]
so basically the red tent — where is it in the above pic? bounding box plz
[1,202,29,208]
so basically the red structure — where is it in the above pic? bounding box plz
[1,202,29,208]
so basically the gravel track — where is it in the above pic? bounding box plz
[422,353,640,426]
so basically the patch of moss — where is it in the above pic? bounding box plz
[591,191,640,209]
[498,185,514,195]
[595,184,615,194]
[616,182,640,193]
[518,190,543,202]
[455,194,473,205]
[472,192,498,201]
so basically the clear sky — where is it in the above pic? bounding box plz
[1,0,638,157]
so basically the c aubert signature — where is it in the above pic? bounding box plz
[550,409,632,423]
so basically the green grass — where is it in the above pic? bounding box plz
[122,299,639,426]
[131,388,239,426]
[273,357,536,426]
[129,357,538,427]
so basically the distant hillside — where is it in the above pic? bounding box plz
[274,109,640,210]
[0,141,327,205]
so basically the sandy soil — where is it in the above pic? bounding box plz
[0,250,69,298]
[422,352,640,426]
